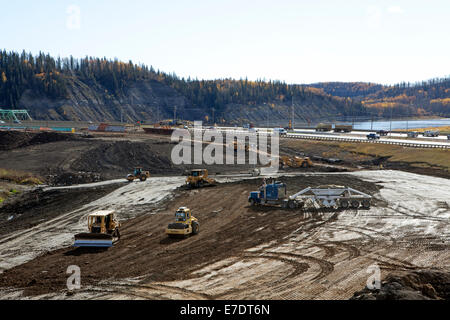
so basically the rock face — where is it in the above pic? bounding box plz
[351,270,450,300]
[10,77,364,124]
[17,78,205,122]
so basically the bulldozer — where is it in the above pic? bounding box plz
[166,207,199,238]
[280,156,313,169]
[73,210,121,247]
[127,167,150,182]
[186,169,216,188]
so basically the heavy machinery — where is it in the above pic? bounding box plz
[334,125,353,133]
[127,167,150,182]
[166,207,199,238]
[73,210,121,247]
[186,169,216,188]
[283,185,372,209]
[316,123,332,132]
[280,156,313,169]
[249,180,372,210]
[248,180,287,206]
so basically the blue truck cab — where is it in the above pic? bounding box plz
[249,181,287,205]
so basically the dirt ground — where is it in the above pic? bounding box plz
[0,171,448,299]
[0,131,448,300]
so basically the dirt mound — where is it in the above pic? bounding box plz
[0,184,122,237]
[0,131,79,151]
[71,141,183,177]
[351,270,450,300]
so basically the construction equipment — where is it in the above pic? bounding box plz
[280,156,313,169]
[334,125,353,133]
[316,123,332,132]
[249,180,372,210]
[248,180,287,206]
[283,185,372,209]
[166,207,199,238]
[186,169,216,188]
[127,167,150,182]
[73,210,121,247]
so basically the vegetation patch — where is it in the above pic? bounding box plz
[0,169,43,185]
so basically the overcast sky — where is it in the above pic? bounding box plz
[1,0,449,85]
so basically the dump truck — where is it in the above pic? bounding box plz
[186,169,216,188]
[127,167,150,182]
[166,207,199,238]
[73,210,121,247]
[280,156,313,169]
[334,125,353,133]
[316,123,332,132]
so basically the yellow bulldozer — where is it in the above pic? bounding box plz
[280,156,313,169]
[127,167,150,182]
[186,169,216,188]
[166,207,199,238]
[73,210,121,247]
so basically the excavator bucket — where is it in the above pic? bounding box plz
[73,233,114,247]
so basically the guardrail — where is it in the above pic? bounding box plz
[285,134,450,149]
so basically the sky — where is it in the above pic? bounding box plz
[1,0,449,85]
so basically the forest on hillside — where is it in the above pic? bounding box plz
[1,50,448,121]
[0,50,365,121]
[311,78,450,117]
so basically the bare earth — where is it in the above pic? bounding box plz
[0,170,448,299]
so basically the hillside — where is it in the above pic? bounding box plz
[311,78,450,118]
[0,50,367,124]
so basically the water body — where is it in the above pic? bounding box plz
[350,118,450,131]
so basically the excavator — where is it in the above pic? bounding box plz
[73,210,121,247]
[280,156,313,169]
[127,167,150,182]
[166,207,199,238]
[186,169,216,188]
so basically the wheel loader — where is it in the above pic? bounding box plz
[127,167,150,182]
[280,156,313,169]
[186,169,216,188]
[73,210,121,247]
[166,207,199,238]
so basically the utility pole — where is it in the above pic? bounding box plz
[390,106,393,135]
[291,96,295,130]
[212,107,215,125]
[174,106,177,123]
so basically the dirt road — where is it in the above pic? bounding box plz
[0,170,448,299]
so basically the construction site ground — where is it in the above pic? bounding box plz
[0,131,448,299]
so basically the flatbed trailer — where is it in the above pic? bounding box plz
[282,186,372,209]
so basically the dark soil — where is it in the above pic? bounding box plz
[0,174,381,297]
[351,270,450,300]
[0,131,80,151]
[0,183,123,236]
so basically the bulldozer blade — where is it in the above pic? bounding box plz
[73,233,114,247]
